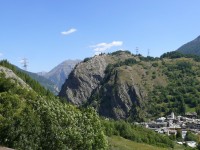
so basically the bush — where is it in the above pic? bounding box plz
[83,57,91,62]
[185,131,198,142]
[152,62,158,67]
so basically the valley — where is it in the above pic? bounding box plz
[2,34,200,150]
[2,1,200,149]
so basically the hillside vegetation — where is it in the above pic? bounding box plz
[60,51,200,121]
[0,61,108,150]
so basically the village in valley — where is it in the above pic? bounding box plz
[138,112,200,148]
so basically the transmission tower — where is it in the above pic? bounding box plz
[135,47,139,55]
[21,58,28,71]
[147,49,150,57]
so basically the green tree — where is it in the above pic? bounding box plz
[197,142,200,150]
[196,105,200,118]
[185,131,198,142]
[176,129,182,141]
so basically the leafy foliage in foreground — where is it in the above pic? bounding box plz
[0,72,108,149]
[102,119,174,148]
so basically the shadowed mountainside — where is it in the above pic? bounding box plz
[177,35,200,55]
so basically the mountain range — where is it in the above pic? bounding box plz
[30,35,200,97]
[30,34,200,97]
[0,59,173,149]
[12,59,81,95]
[3,35,200,148]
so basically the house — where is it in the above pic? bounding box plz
[186,122,200,129]
[148,122,167,128]
[156,117,166,122]
[167,129,177,136]
[182,130,187,139]
[167,112,176,120]
[185,112,197,119]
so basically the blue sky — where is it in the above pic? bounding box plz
[1,0,200,72]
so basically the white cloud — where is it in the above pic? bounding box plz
[0,53,3,57]
[90,41,123,55]
[61,28,77,35]
[19,59,24,63]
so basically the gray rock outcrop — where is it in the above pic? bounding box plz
[0,66,30,89]
[59,55,108,105]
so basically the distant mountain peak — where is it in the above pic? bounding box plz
[42,59,81,90]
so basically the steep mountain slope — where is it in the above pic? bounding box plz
[59,51,162,120]
[0,63,58,95]
[0,66,30,89]
[177,35,200,55]
[59,51,200,121]
[42,59,81,90]
[37,71,47,76]
[0,60,108,150]
[21,69,59,94]
[59,52,134,105]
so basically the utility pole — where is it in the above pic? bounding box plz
[147,49,150,57]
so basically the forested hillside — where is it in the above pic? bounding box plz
[0,61,108,149]
[22,69,59,95]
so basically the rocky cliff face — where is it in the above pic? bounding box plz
[59,51,160,119]
[59,55,108,105]
[94,67,147,119]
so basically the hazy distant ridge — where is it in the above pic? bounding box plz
[177,35,200,55]
[40,59,81,91]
